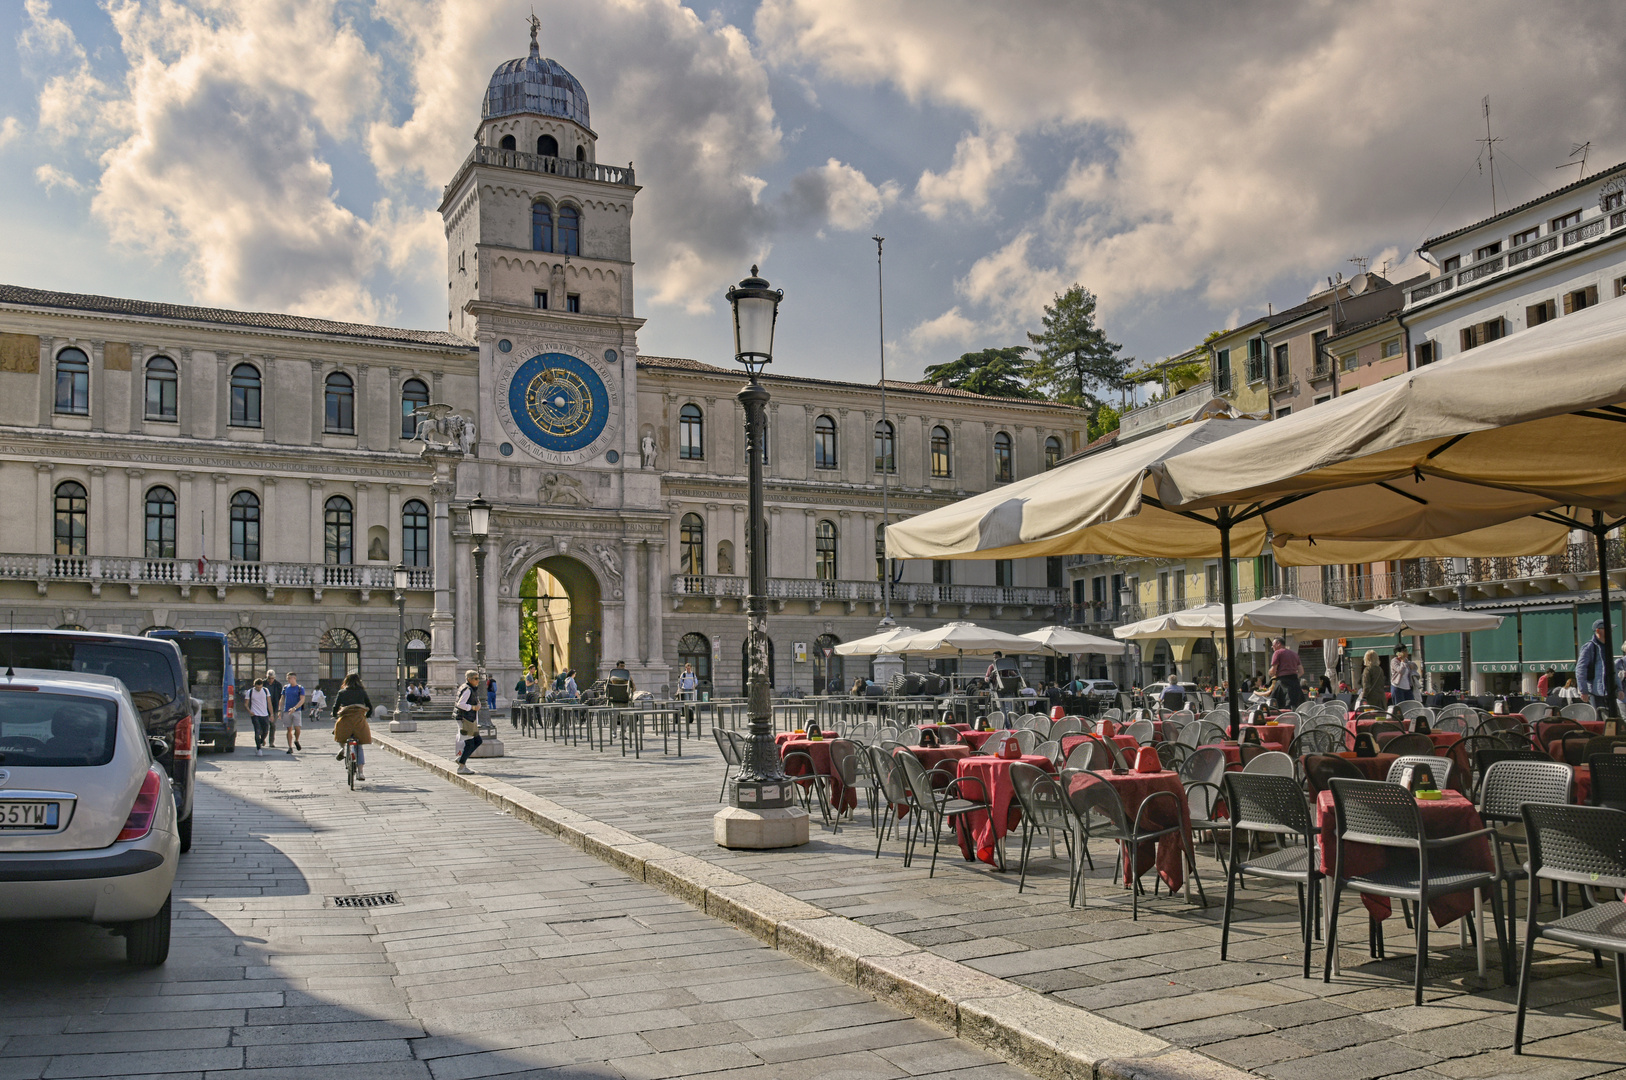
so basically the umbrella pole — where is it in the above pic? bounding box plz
[1219,514,1242,739]
[1594,512,1620,723]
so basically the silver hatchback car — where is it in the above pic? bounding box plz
[0,670,180,965]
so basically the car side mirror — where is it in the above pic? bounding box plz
[148,735,170,758]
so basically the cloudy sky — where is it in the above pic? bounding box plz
[3,0,1624,387]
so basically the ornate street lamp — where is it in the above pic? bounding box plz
[468,494,491,717]
[393,562,410,725]
[716,267,807,848]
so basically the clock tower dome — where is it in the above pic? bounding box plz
[438,17,666,694]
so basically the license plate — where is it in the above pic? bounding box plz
[0,802,59,828]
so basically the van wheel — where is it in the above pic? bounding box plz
[221,737,236,754]
[177,812,193,854]
[125,893,172,966]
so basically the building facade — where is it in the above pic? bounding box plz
[0,27,1084,703]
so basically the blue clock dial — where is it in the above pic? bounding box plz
[507,352,609,453]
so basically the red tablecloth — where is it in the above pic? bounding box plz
[1316,789,1493,926]
[960,729,996,750]
[1574,765,1591,804]
[1199,742,1243,767]
[1070,769,1192,894]
[1240,723,1295,747]
[1430,733,1460,751]
[1060,734,1137,764]
[1545,729,1614,762]
[903,744,971,775]
[778,738,857,813]
[953,755,1056,865]
[1333,752,1400,781]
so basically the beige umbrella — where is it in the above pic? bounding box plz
[874,621,1038,656]
[1019,626,1128,654]
[1155,297,1626,711]
[831,625,922,656]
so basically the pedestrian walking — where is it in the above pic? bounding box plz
[330,673,373,781]
[1268,637,1305,708]
[1576,619,1613,706]
[678,663,698,701]
[455,670,481,774]
[280,672,306,754]
[264,668,283,732]
[1359,649,1387,711]
[309,685,327,715]
[1389,648,1416,704]
[486,677,497,710]
[247,678,273,755]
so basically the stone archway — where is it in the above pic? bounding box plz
[517,554,603,685]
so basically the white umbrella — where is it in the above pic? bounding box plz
[1170,595,1401,638]
[832,625,922,656]
[875,621,1039,657]
[1364,602,1505,635]
[1113,604,1228,641]
[1019,626,1127,654]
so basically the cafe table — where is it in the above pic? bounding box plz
[776,735,857,814]
[952,754,1056,867]
[900,743,971,784]
[1238,722,1295,747]
[958,729,996,750]
[1070,767,1198,896]
[1061,733,1138,763]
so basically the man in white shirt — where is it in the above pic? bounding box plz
[247,679,272,756]
[1389,648,1416,704]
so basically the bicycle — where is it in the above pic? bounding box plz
[344,738,360,789]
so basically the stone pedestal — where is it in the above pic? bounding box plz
[714,806,810,849]
[872,654,904,686]
[427,610,460,697]
[468,737,504,758]
[389,715,417,733]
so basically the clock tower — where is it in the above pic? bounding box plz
[439,18,668,694]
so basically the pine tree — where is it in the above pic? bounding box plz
[1026,286,1131,409]
[921,346,1042,399]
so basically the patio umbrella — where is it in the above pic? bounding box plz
[831,625,922,656]
[1113,604,1227,641]
[875,621,1038,656]
[1018,626,1127,654]
[1365,602,1505,635]
[1154,298,1626,713]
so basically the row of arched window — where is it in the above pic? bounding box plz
[498,133,586,161]
[530,200,580,255]
[673,403,1064,480]
[51,348,433,440]
[226,626,431,689]
[675,630,848,692]
[51,481,429,566]
[678,513,898,584]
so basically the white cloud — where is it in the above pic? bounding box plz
[758,0,1626,330]
[906,306,976,349]
[34,163,83,193]
[915,131,1017,219]
[780,157,897,232]
[0,117,23,149]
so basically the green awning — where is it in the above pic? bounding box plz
[1577,601,1626,646]
[1471,616,1519,672]
[1345,635,1405,653]
[1520,608,1576,672]
[1422,633,1460,672]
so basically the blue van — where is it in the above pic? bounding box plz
[145,630,235,753]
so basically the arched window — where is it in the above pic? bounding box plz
[324,372,354,434]
[678,632,711,690]
[227,627,267,694]
[813,633,843,693]
[993,431,1013,482]
[680,513,705,577]
[402,500,429,567]
[230,363,262,427]
[144,486,176,558]
[319,628,360,685]
[1044,436,1063,470]
[55,347,89,415]
[930,426,952,478]
[403,629,430,681]
[741,636,775,690]
[230,490,260,562]
[498,134,516,151]
[531,200,552,252]
[814,415,837,470]
[53,480,87,556]
[575,145,586,162]
[815,519,838,581]
[557,204,579,255]
[873,419,895,475]
[400,378,429,440]
[678,403,704,459]
[144,355,177,420]
[324,495,353,565]
[536,133,558,157]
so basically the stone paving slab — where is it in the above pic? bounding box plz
[0,735,1040,1080]
[380,717,1626,1079]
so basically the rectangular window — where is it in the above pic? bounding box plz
[1474,241,1502,261]
[1339,353,1357,372]
[932,560,951,586]
[1381,338,1402,358]
[1172,571,1186,605]
[1246,338,1265,383]
[1092,576,1107,604]
[1046,556,1062,589]
[1415,340,1436,367]
[1527,299,1556,326]
[1441,255,1461,273]
[1563,284,1599,314]
[1313,395,1331,405]
[1205,564,1219,602]
[534,290,547,309]
[1460,318,1506,351]
[1275,405,1292,418]
[1615,275,1626,298]
[995,560,1014,588]
[1512,226,1540,246]
[1157,572,1168,606]
[1272,343,1289,385]
[1606,191,1625,212]
[565,294,581,313]
[1213,347,1230,391]
[1552,209,1582,231]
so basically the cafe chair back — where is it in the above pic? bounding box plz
[1009,761,1073,893]
[1221,772,1320,977]
[1587,754,1626,812]
[1385,753,1457,791]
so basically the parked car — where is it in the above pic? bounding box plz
[145,630,235,753]
[1073,679,1119,702]
[0,669,180,965]
[0,631,197,852]
[1145,681,1200,707]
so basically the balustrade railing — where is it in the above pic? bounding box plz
[670,574,1064,609]
[0,555,432,591]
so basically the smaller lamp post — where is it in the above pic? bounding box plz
[468,494,491,719]
[393,563,409,723]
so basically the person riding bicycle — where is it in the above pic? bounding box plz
[329,673,374,781]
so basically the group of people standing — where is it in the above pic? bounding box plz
[244,669,321,757]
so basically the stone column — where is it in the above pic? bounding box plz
[35,462,54,555]
[125,468,145,558]
[260,477,277,562]
[87,467,107,555]
[213,474,231,562]
[645,540,663,667]
[307,479,325,563]
[423,450,462,694]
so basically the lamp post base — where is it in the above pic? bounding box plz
[713,805,810,849]
[389,710,417,733]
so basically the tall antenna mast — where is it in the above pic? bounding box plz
[1557,141,1592,181]
[1477,95,1503,214]
[873,235,893,629]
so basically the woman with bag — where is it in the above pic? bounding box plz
[1359,649,1387,711]
[329,673,374,781]
[455,670,481,774]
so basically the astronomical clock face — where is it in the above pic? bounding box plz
[495,346,620,465]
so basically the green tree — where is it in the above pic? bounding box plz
[922,346,1042,399]
[1088,402,1121,443]
[1026,286,1132,409]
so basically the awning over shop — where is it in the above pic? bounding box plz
[1345,635,1406,654]
[1422,633,1460,673]
[1519,608,1576,672]
[1471,617,1520,673]
[1578,601,1626,649]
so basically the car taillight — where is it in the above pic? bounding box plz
[118,769,164,842]
[225,696,234,721]
[172,714,194,759]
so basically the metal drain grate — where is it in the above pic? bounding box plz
[329,892,399,908]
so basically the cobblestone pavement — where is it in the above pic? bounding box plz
[388,718,1626,1080]
[0,734,1034,1080]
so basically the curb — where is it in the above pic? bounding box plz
[374,732,1254,1080]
